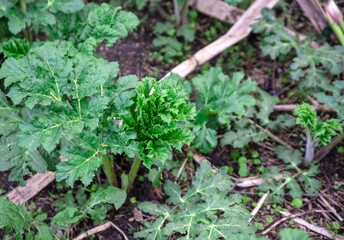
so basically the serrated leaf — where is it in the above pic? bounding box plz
[177,24,195,42]
[0,134,48,185]
[315,81,344,120]
[221,125,268,148]
[1,37,30,59]
[153,21,175,34]
[135,0,149,10]
[193,126,217,153]
[256,89,279,126]
[0,197,33,238]
[81,4,139,47]
[153,36,183,59]
[81,186,126,223]
[165,181,183,205]
[275,145,302,169]
[53,207,82,228]
[299,173,321,195]
[56,134,104,187]
[47,0,84,13]
[0,90,22,136]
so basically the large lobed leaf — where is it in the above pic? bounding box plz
[0,0,84,35]
[135,162,253,239]
[0,41,139,186]
[259,146,322,203]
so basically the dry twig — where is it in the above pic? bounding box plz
[280,211,344,240]
[1,172,56,205]
[163,0,279,78]
[250,191,269,222]
[260,210,330,236]
[73,221,129,240]
[274,104,333,112]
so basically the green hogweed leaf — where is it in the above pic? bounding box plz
[315,81,344,120]
[191,67,256,153]
[135,162,253,239]
[0,37,30,59]
[0,197,53,239]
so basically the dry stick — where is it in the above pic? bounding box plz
[163,0,279,79]
[1,172,56,205]
[188,0,244,24]
[250,191,269,222]
[0,156,69,204]
[189,0,320,50]
[273,104,333,112]
[280,211,344,240]
[260,210,330,236]
[318,196,343,222]
[296,0,328,33]
[175,158,188,182]
[73,221,129,240]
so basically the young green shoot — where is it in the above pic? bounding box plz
[294,103,342,165]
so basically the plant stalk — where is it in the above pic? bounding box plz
[102,154,118,187]
[304,129,315,165]
[20,0,26,14]
[126,156,141,192]
[327,12,344,46]
[181,0,189,26]
[314,132,344,162]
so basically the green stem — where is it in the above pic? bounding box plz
[102,154,118,187]
[313,133,344,162]
[181,0,189,26]
[126,156,141,192]
[327,12,344,46]
[20,0,26,14]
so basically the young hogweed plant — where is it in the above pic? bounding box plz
[119,77,196,191]
[0,42,195,192]
[0,3,140,58]
[294,103,342,165]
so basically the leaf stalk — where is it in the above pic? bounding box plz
[126,156,141,192]
[102,154,118,187]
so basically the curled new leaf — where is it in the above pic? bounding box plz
[122,77,196,168]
